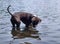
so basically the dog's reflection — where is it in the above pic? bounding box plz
[11,27,41,40]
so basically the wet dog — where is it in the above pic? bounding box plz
[7,5,41,28]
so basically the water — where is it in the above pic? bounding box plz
[0,0,60,44]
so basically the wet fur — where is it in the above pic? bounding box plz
[7,5,41,28]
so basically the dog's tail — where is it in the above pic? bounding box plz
[7,5,13,16]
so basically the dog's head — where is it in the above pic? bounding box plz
[31,16,41,27]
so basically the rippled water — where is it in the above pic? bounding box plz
[0,0,60,44]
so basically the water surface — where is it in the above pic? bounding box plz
[0,0,60,44]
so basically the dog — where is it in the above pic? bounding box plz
[7,5,41,28]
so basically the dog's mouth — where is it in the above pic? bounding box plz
[32,21,38,27]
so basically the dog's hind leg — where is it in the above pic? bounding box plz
[16,19,21,28]
[10,18,15,28]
